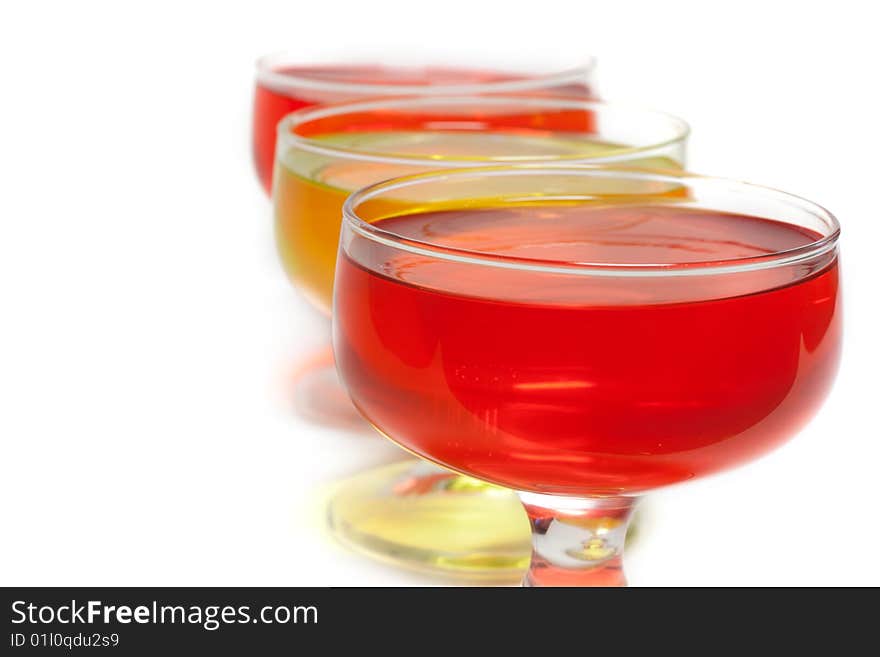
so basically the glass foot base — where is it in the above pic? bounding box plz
[520,492,639,586]
[327,460,532,583]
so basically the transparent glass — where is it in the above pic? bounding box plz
[333,165,842,586]
[253,54,598,194]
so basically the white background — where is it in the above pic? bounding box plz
[1,0,877,586]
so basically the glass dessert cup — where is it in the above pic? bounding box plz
[332,165,842,586]
[253,53,597,195]
[276,96,689,580]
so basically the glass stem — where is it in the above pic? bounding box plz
[518,492,639,587]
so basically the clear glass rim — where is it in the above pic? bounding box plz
[342,165,840,278]
[277,95,690,167]
[256,52,597,95]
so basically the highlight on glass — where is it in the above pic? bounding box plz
[333,165,842,586]
[274,95,689,313]
[253,54,598,194]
